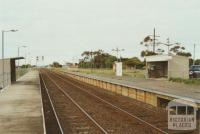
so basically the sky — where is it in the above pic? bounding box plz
[1,0,200,65]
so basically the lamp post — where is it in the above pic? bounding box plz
[18,45,27,68]
[1,29,18,88]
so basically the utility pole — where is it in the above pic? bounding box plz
[153,28,156,52]
[151,28,161,52]
[42,56,44,67]
[2,31,4,88]
[112,47,124,62]
[166,38,171,54]
[141,28,160,52]
[193,44,196,65]
[36,56,39,67]
[158,38,179,54]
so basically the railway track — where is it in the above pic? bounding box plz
[40,71,108,134]
[40,69,170,134]
[54,71,169,129]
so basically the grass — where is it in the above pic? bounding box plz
[56,67,200,85]
[169,77,200,85]
[59,67,146,78]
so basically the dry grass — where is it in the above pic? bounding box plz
[58,68,145,78]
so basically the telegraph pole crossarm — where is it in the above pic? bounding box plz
[157,38,180,54]
[112,47,124,62]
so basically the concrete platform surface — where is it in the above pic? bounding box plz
[0,70,44,134]
[65,71,200,103]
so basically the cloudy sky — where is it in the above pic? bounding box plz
[1,0,200,65]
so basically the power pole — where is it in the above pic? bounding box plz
[36,56,39,67]
[158,38,179,54]
[193,44,196,65]
[142,28,160,52]
[42,56,44,67]
[112,47,124,62]
[153,28,156,52]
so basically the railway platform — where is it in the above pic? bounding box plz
[0,70,44,134]
[62,71,200,107]
[84,74,200,100]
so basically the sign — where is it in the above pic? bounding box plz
[115,62,122,76]
[167,99,197,131]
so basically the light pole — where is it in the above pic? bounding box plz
[1,29,18,88]
[28,52,31,67]
[24,46,28,68]
[18,45,27,68]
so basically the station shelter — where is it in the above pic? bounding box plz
[145,55,189,79]
[0,57,24,88]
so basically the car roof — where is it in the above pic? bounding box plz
[191,65,200,67]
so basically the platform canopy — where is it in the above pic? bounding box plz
[10,57,24,60]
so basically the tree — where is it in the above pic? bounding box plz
[79,50,117,68]
[140,36,153,51]
[156,48,165,54]
[176,52,192,57]
[170,45,191,57]
[195,59,200,65]
[81,51,94,61]
[141,50,157,57]
[170,45,185,53]
[51,62,62,68]
[123,57,144,69]
[21,64,32,68]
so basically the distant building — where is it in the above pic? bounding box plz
[145,54,189,79]
[63,62,78,68]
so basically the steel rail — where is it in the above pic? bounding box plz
[38,74,47,134]
[44,71,109,134]
[58,70,165,114]
[50,70,168,134]
[40,73,64,134]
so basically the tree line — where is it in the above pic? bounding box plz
[78,50,145,69]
